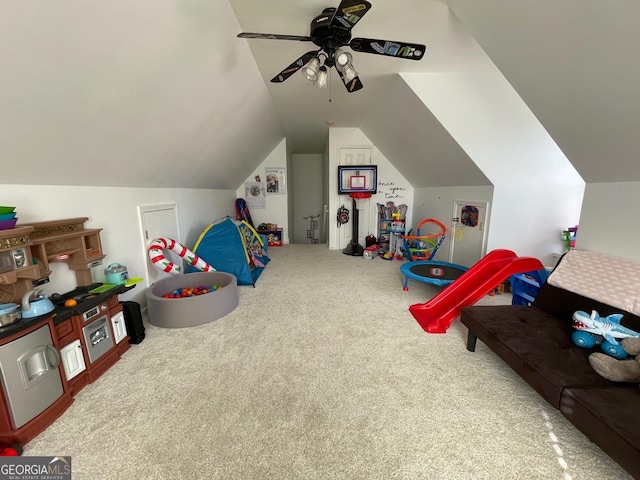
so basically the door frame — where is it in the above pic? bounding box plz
[448,200,490,265]
[138,203,180,288]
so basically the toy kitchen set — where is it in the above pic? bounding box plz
[0,217,140,447]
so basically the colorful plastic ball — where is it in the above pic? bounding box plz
[163,284,221,298]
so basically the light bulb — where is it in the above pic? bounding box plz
[314,67,328,88]
[335,49,353,73]
[342,65,358,83]
[302,57,320,81]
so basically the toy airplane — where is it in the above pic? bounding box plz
[572,310,640,345]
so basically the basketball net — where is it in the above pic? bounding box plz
[453,224,466,241]
[350,192,371,210]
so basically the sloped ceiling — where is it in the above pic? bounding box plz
[360,76,490,187]
[2,1,637,189]
[446,0,640,183]
[0,1,284,189]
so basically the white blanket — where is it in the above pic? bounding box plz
[547,250,640,316]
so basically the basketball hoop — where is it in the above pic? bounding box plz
[453,224,466,241]
[350,192,371,210]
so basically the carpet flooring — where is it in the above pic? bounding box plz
[23,245,631,479]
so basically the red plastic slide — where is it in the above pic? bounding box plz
[409,249,544,334]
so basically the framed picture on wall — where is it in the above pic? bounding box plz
[265,167,286,194]
[244,182,266,209]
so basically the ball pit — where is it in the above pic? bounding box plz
[146,272,238,328]
[162,285,220,298]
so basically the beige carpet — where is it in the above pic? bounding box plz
[24,245,631,479]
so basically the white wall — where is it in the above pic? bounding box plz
[413,186,494,262]
[577,182,640,262]
[0,185,235,306]
[236,138,289,242]
[403,72,585,265]
[328,128,414,250]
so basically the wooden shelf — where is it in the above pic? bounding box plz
[47,249,81,262]
[0,265,40,285]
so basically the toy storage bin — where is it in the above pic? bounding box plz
[510,269,550,306]
[146,271,238,328]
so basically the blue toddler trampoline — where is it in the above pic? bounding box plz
[401,260,468,290]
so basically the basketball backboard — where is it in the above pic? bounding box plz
[337,165,378,195]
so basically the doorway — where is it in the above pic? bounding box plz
[138,204,180,287]
[292,153,324,244]
[449,201,489,267]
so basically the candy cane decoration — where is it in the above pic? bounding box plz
[148,238,215,275]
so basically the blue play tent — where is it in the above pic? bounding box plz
[189,217,269,286]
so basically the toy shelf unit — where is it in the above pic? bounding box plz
[376,203,407,255]
[509,269,550,306]
[257,226,283,247]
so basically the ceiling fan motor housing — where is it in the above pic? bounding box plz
[310,8,351,50]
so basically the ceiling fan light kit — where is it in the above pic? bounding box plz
[334,49,353,72]
[302,57,321,81]
[237,0,425,93]
[314,66,329,88]
[341,64,358,83]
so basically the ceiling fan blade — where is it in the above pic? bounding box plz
[238,32,314,42]
[329,0,372,32]
[337,69,364,93]
[270,50,320,83]
[350,37,425,60]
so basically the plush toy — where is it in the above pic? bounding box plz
[589,338,640,383]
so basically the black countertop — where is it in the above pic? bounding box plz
[0,311,57,341]
[0,283,134,341]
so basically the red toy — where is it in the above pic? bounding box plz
[0,443,23,456]
[409,249,544,334]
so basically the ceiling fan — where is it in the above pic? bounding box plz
[237,0,425,93]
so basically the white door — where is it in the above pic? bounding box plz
[60,340,86,381]
[449,201,488,267]
[111,311,127,344]
[338,147,372,249]
[139,204,180,287]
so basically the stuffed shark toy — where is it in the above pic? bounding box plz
[572,310,640,359]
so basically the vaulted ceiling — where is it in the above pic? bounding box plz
[1,1,638,189]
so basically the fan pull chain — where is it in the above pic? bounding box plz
[328,68,332,103]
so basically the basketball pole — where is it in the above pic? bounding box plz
[342,196,364,256]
